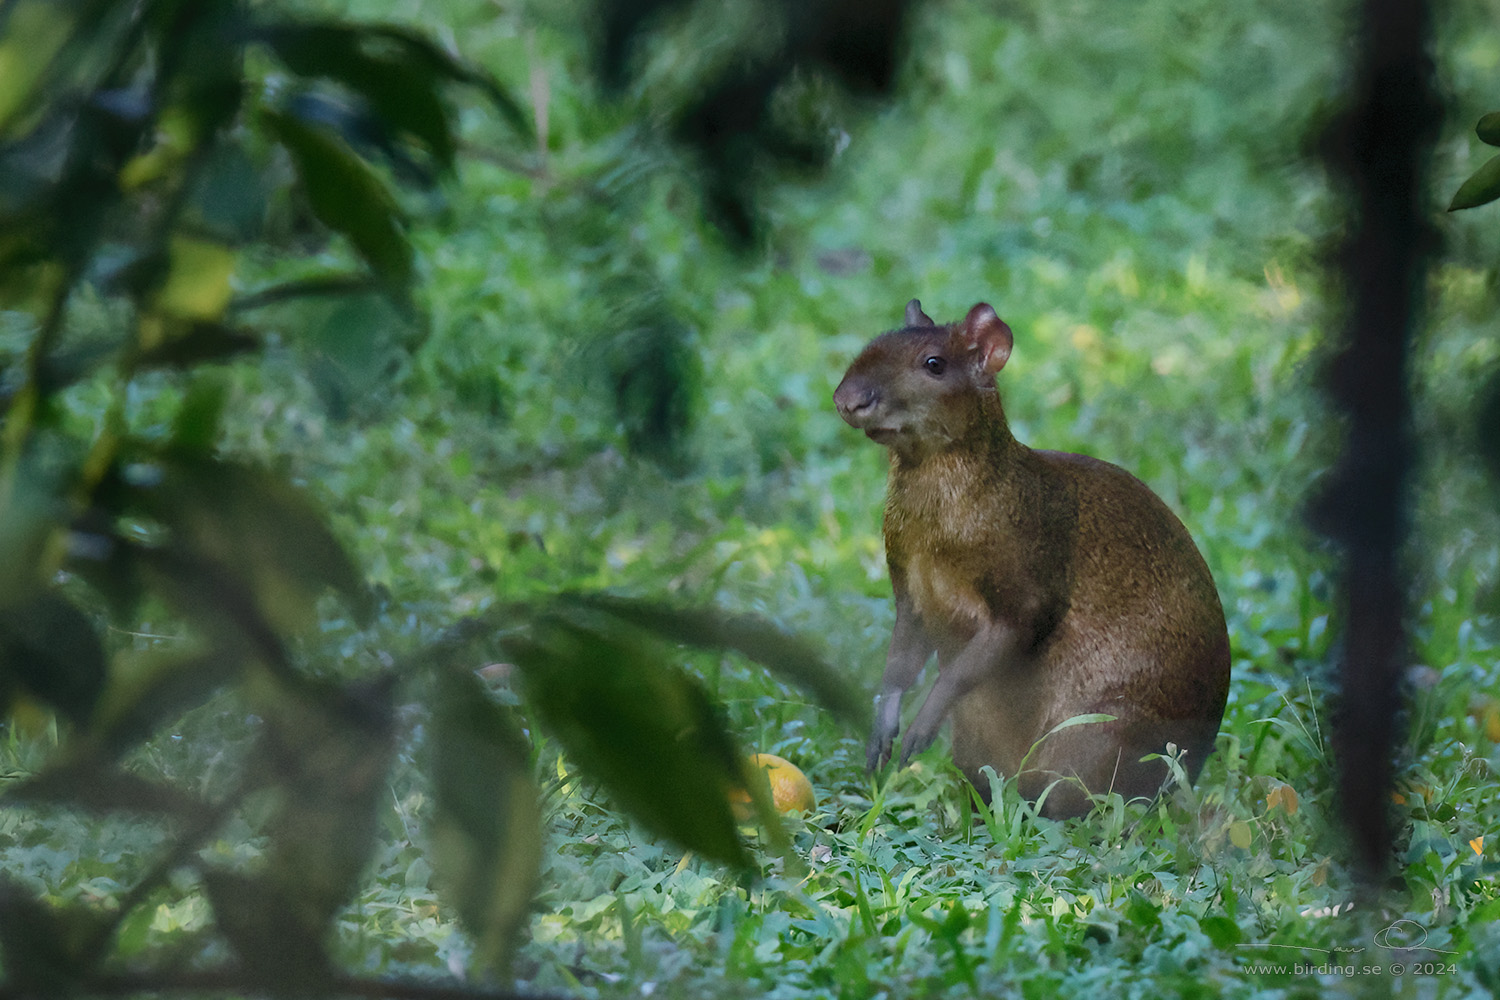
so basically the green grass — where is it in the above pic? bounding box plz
[7,0,1500,995]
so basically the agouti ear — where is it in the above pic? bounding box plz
[905,299,936,327]
[962,303,1013,375]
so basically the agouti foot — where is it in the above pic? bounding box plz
[897,720,940,767]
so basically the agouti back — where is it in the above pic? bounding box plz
[833,300,1230,818]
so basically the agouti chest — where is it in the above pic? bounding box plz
[882,448,1075,646]
[882,457,1008,637]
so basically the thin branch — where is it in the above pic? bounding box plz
[1314,0,1439,886]
[75,792,244,970]
[456,141,550,180]
[229,274,384,314]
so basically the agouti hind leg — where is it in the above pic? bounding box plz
[1010,719,1178,820]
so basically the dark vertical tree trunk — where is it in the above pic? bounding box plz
[1316,0,1440,884]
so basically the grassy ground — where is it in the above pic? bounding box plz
[7,0,1500,996]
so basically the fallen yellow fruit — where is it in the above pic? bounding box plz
[731,753,816,819]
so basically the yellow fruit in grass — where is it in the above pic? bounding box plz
[730,753,816,819]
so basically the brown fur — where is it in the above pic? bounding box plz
[834,301,1230,819]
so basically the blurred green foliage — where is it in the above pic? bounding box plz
[0,0,856,993]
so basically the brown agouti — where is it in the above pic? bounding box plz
[833,300,1230,818]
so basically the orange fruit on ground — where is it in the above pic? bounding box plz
[730,753,817,819]
[1469,696,1500,742]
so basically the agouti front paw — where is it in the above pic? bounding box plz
[897,720,939,768]
[867,691,904,771]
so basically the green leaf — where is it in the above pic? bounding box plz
[89,646,243,757]
[0,876,88,997]
[252,676,397,937]
[506,616,751,868]
[1475,367,1500,491]
[170,373,229,456]
[1041,712,1118,735]
[230,273,379,313]
[0,591,106,724]
[151,235,235,321]
[1477,112,1500,146]
[563,593,865,726]
[0,1,73,135]
[0,455,62,606]
[303,292,413,408]
[262,22,458,172]
[1228,819,1253,849]
[598,317,698,468]
[1198,914,1243,949]
[1449,153,1500,211]
[129,455,374,633]
[263,108,413,289]
[202,870,332,993]
[1017,712,1118,774]
[348,22,533,141]
[428,671,541,974]
[191,141,266,241]
[134,543,288,670]
[1123,889,1161,930]
[159,2,244,142]
[940,899,971,936]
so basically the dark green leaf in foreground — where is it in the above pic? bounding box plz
[1449,152,1500,210]
[202,870,332,994]
[564,593,865,726]
[262,22,457,174]
[1478,111,1500,146]
[601,319,698,469]
[89,647,243,757]
[0,460,59,607]
[1476,366,1500,487]
[507,615,752,868]
[253,677,397,939]
[0,875,89,997]
[129,455,374,633]
[170,374,230,457]
[263,108,413,289]
[0,591,106,724]
[134,543,289,671]
[428,671,541,973]
[302,292,416,414]
[0,1,74,136]
[262,20,533,153]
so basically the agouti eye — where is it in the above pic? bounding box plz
[924,356,947,376]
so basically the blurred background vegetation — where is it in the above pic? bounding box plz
[3,0,1500,996]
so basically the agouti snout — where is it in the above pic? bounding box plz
[836,299,1230,819]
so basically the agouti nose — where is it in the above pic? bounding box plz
[833,378,878,424]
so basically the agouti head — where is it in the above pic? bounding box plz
[833,300,1014,462]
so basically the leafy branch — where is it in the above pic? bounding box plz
[1449,112,1500,211]
[0,0,861,994]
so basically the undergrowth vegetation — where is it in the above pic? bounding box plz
[4,0,1500,996]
